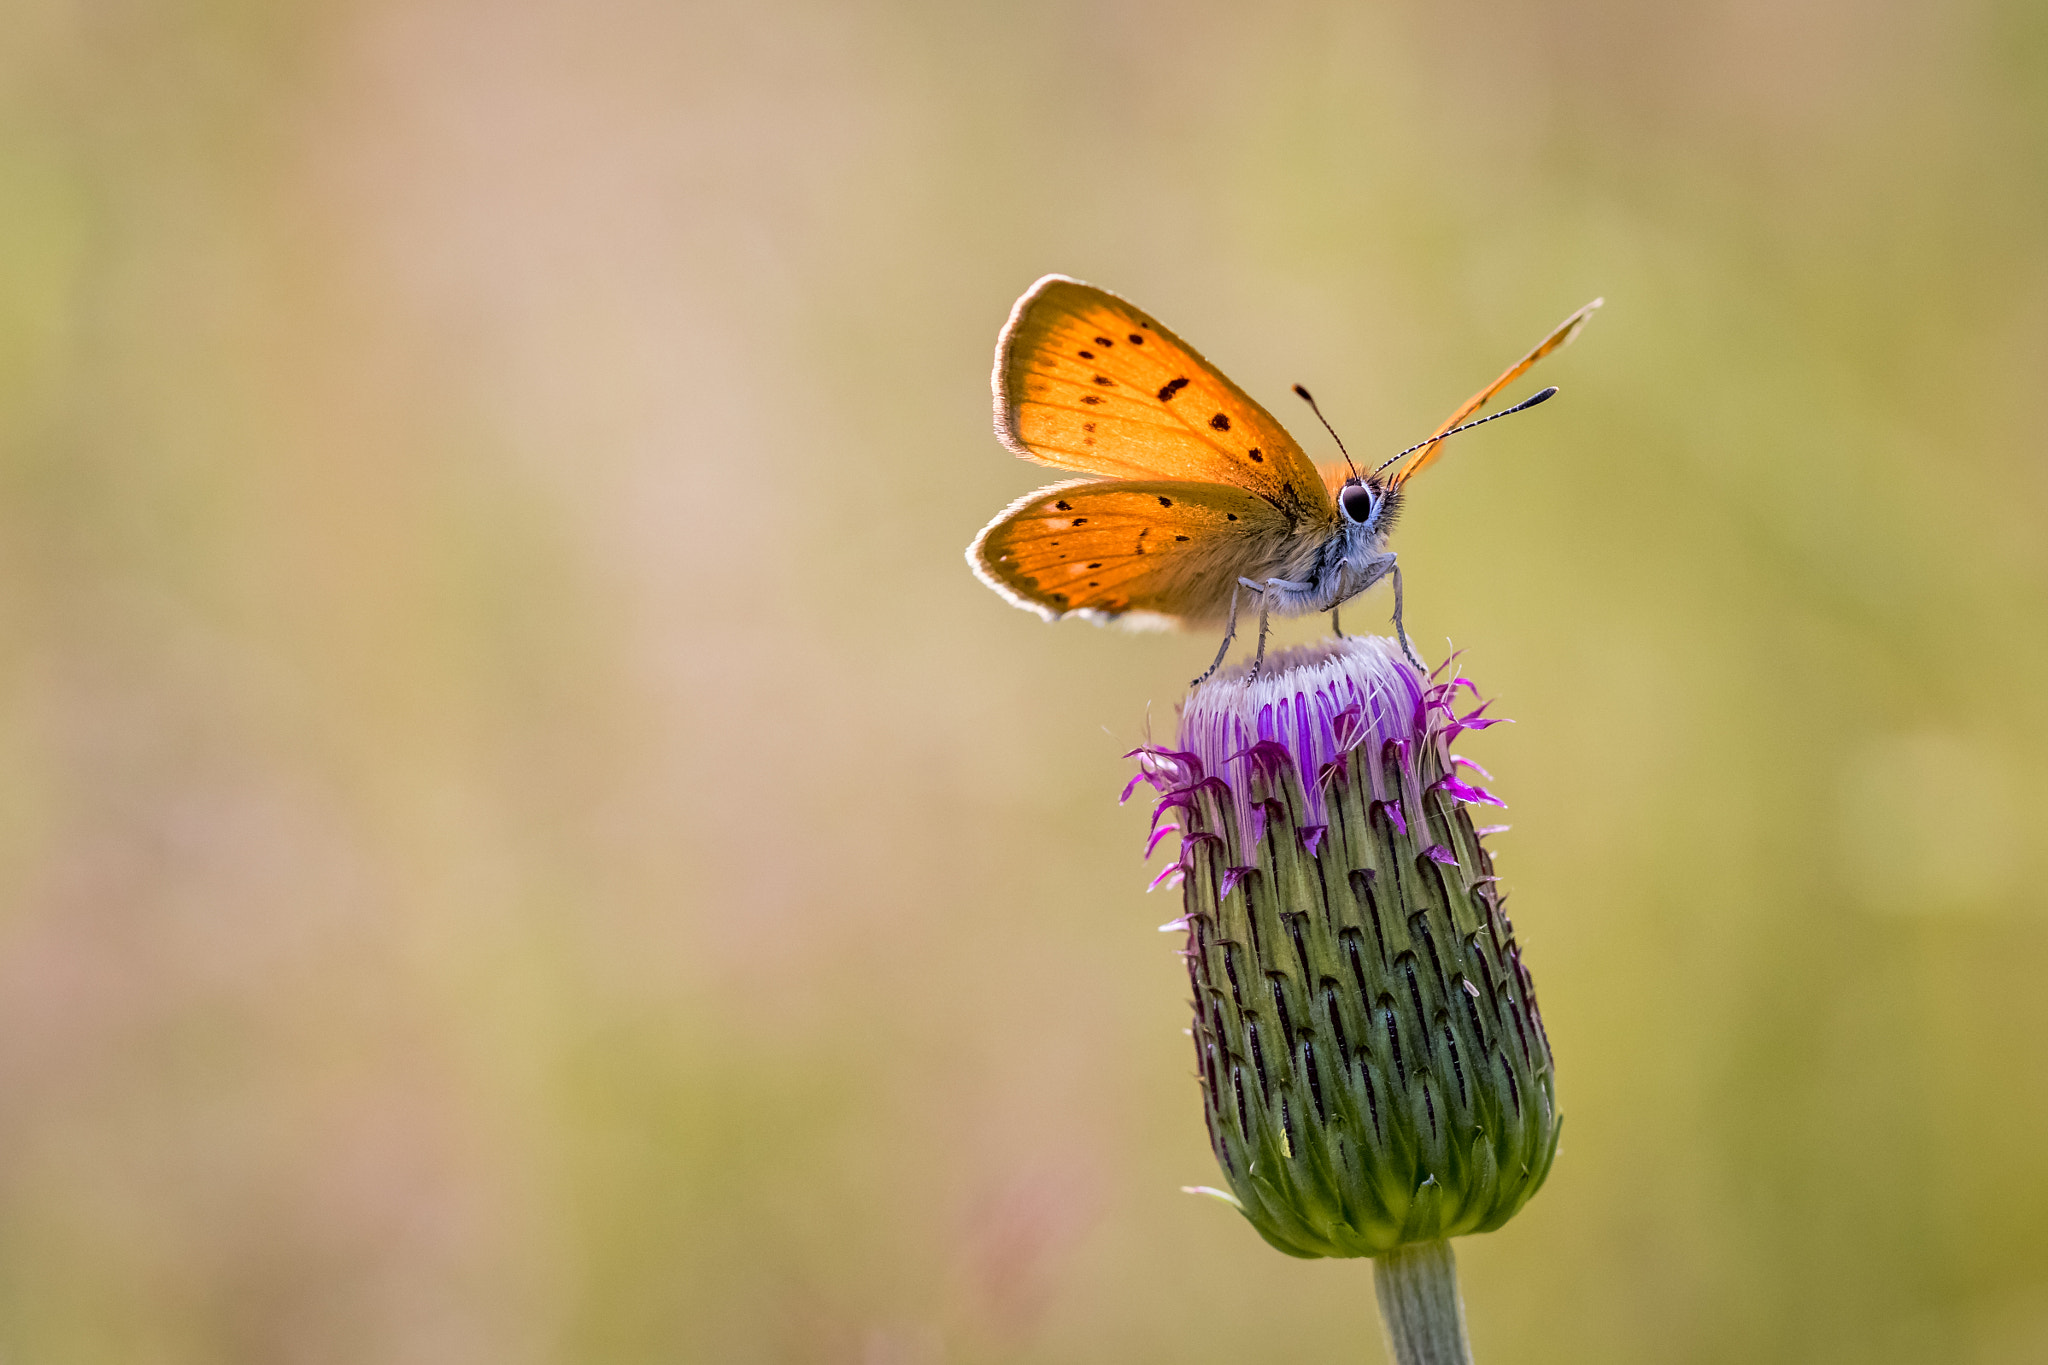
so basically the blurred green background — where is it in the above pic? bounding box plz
[3,1,2046,1361]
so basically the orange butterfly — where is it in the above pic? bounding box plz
[967,276,1600,683]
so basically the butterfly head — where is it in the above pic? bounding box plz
[1337,477,1397,534]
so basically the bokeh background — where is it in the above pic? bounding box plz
[4,1,2046,1361]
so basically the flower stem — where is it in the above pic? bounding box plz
[1372,1240,1474,1365]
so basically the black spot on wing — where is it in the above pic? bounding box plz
[1078,349,1094,359]
[1158,377,1190,401]
[1210,413,1231,431]
[1175,535,1191,542]
[1081,395,1101,405]
[1054,500,1071,510]
[1094,335,1114,347]
[1128,333,1144,345]
[1092,375,1114,387]
[1158,496,1172,506]
[1226,513,1239,521]
[1248,448,1264,463]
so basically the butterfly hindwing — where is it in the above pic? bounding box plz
[993,276,1332,525]
[969,479,1296,627]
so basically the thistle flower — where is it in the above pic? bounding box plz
[1127,637,1558,1360]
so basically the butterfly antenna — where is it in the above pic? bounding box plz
[1371,385,1560,478]
[1292,384,1359,482]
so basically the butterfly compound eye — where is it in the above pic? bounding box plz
[1339,482,1376,525]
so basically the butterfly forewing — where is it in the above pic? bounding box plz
[971,479,1294,626]
[994,276,1333,525]
[1390,297,1603,487]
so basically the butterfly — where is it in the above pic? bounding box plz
[966,275,1601,684]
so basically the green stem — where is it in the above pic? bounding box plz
[1372,1240,1474,1365]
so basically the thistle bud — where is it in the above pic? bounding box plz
[1129,637,1557,1259]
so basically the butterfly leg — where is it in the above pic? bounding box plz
[1242,580,1277,682]
[1346,554,1424,670]
[1387,563,1425,671]
[1191,581,1243,689]
[1250,595,1275,681]
[1225,576,1307,683]
[1331,604,1343,637]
